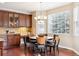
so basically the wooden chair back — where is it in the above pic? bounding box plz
[36,36,45,45]
[53,35,60,46]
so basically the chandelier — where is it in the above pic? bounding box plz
[34,2,47,20]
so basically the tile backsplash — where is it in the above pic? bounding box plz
[0,27,30,35]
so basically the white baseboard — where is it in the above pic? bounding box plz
[59,45,79,55]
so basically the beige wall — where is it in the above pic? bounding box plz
[47,3,74,14]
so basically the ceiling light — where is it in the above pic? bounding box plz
[34,2,47,20]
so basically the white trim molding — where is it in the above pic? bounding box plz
[0,8,31,15]
[59,45,79,55]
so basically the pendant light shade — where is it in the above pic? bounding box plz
[34,2,47,20]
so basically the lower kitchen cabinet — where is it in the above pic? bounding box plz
[7,34,21,49]
[0,41,3,56]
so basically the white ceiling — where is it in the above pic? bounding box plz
[0,2,71,14]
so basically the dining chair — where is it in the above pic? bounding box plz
[53,35,60,55]
[23,36,27,47]
[46,37,56,56]
[22,35,30,47]
[26,36,31,47]
[30,36,37,53]
[36,35,46,55]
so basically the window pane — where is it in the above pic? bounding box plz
[48,10,71,34]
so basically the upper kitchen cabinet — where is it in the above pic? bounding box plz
[9,13,19,28]
[26,15,32,27]
[19,14,26,27]
[14,13,19,27]
[9,13,14,27]
[3,12,9,27]
[0,10,32,28]
[0,11,3,27]
[19,14,32,27]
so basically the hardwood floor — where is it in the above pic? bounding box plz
[1,45,78,56]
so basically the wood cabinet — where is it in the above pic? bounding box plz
[14,14,19,27]
[0,11,3,27]
[9,13,14,27]
[9,13,19,27]
[26,15,32,27]
[0,41,3,56]
[7,34,20,48]
[3,12,9,27]
[0,10,32,27]
[19,14,26,27]
[19,14,32,27]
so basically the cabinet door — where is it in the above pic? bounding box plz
[19,14,26,27]
[7,35,20,48]
[7,35,14,48]
[0,11,3,27]
[3,12,9,27]
[14,35,20,46]
[9,13,14,27]
[26,15,32,27]
[14,14,19,27]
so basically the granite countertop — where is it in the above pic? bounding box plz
[7,33,20,35]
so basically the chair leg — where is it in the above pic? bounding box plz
[57,47,59,55]
[23,38,26,47]
[37,48,44,56]
[49,47,51,54]
[33,45,35,52]
[45,46,48,56]
[43,48,46,55]
[40,48,42,55]
[53,46,55,56]
[43,48,46,56]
